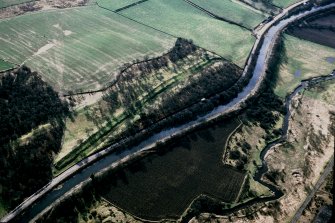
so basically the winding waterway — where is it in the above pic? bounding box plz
[4,2,335,223]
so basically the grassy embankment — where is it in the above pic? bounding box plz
[190,0,268,29]
[0,5,175,92]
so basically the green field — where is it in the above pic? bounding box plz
[272,0,301,8]
[115,0,255,67]
[0,59,13,71]
[0,0,33,8]
[275,35,335,98]
[97,0,144,10]
[0,6,175,92]
[190,0,268,28]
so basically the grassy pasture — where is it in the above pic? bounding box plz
[0,0,33,8]
[97,0,144,10]
[0,59,13,71]
[190,0,268,28]
[116,0,255,67]
[274,35,335,98]
[0,6,175,92]
[272,0,300,8]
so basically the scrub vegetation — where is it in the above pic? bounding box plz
[54,39,243,175]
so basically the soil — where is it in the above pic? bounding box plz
[0,0,89,19]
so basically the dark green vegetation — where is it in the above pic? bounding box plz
[0,67,69,211]
[37,119,246,221]
[55,39,242,174]
[287,9,335,48]
[244,37,286,130]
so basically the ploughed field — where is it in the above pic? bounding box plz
[100,119,245,220]
[288,10,335,49]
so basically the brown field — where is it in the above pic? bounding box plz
[289,28,335,49]
[309,11,335,27]
[100,119,246,220]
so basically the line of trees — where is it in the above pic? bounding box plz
[0,66,69,210]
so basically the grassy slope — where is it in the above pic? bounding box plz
[0,0,33,8]
[0,6,175,92]
[117,0,255,67]
[274,34,335,98]
[191,0,268,28]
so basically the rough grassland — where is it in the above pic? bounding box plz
[117,0,255,67]
[0,6,175,92]
[191,0,268,28]
[0,0,33,8]
[274,34,335,98]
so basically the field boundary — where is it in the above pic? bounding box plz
[183,0,252,31]
[114,0,148,12]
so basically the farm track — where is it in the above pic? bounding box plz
[2,1,335,222]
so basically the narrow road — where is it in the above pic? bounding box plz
[2,1,335,222]
[290,155,334,223]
